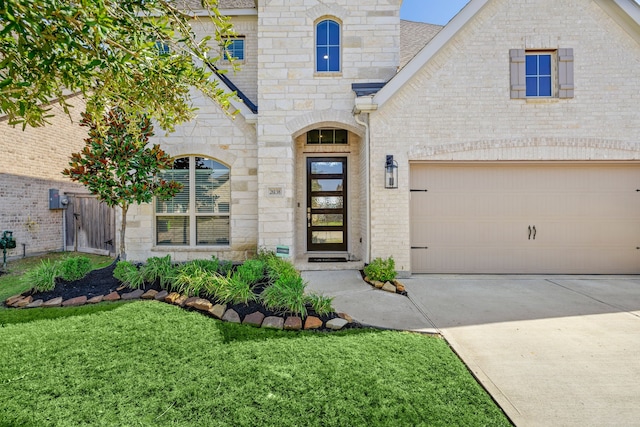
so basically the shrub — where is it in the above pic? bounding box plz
[218,260,234,276]
[187,258,220,274]
[58,256,92,281]
[23,259,59,292]
[306,293,335,316]
[173,263,211,296]
[364,257,396,282]
[265,256,298,281]
[261,269,308,317]
[142,255,175,289]
[113,260,145,289]
[233,259,265,286]
[214,273,256,305]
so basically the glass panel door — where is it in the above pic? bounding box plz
[307,157,347,251]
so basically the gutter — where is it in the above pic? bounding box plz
[353,96,378,264]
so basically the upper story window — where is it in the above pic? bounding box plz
[155,41,170,55]
[510,48,574,99]
[316,19,340,72]
[156,156,230,247]
[526,53,552,97]
[224,37,245,61]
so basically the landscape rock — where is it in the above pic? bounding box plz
[284,316,302,330]
[326,318,348,330]
[5,294,24,306]
[262,316,284,330]
[382,282,397,293]
[338,312,353,323]
[87,295,104,304]
[222,309,241,323]
[208,304,227,319]
[141,289,158,299]
[62,296,87,307]
[175,295,189,307]
[14,296,33,308]
[373,280,384,289]
[243,311,265,327]
[121,289,144,300]
[395,281,406,292]
[42,297,63,308]
[184,297,199,307]
[26,299,43,308]
[192,298,213,312]
[154,290,168,301]
[103,291,121,301]
[164,292,181,304]
[304,316,323,330]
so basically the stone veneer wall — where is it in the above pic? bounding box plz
[368,0,640,274]
[0,95,88,258]
[256,0,401,259]
[125,91,258,263]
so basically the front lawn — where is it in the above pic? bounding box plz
[0,302,511,426]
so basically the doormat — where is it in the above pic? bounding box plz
[308,257,348,263]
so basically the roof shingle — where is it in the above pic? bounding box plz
[176,0,255,11]
[400,20,443,69]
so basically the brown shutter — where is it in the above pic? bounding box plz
[558,48,574,98]
[510,49,526,99]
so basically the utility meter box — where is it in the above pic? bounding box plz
[49,189,69,209]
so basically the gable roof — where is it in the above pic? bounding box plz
[371,0,640,109]
[400,20,443,69]
[176,0,256,10]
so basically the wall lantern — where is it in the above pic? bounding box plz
[385,155,398,189]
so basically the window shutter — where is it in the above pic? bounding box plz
[510,49,526,99]
[558,48,574,99]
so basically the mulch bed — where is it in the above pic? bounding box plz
[13,261,360,332]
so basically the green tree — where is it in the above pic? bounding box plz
[63,109,182,259]
[0,0,236,131]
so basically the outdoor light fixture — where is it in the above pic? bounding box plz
[385,155,398,189]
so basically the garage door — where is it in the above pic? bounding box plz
[410,163,640,274]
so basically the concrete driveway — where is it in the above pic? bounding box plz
[403,275,640,427]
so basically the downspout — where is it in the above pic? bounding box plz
[353,112,371,264]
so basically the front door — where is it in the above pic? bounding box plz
[307,157,347,252]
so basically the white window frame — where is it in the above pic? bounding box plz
[315,18,341,73]
[155,156,230,247]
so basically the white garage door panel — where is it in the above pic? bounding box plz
[410,163,640,274]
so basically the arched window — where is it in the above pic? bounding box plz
[156,156,230,246]
[316,19,340,72]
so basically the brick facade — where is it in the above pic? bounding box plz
[369,0,640,273]
[0,96,88,259]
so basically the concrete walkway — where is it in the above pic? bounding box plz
[302,271,640,427]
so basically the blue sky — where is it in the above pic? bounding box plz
[400,0,470,25]
[400,0,640,25]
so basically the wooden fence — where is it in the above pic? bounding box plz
[64,193,116,256]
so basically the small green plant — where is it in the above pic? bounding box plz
[218,260,234,276]
[113,260,145,289]
[214,273,256,305]
[57,256,93,281]
[173,264,211,296]
[306,293,335,316]
[22,259,59,292]
[233,259,265,286]
[187,258,220,274]
[364,257,396,282]
[141,255,175,289]
[261,269,308,316]
[265,256,298,281]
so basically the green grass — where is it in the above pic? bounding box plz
[0,252,114,303]
[0,302,511,427]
